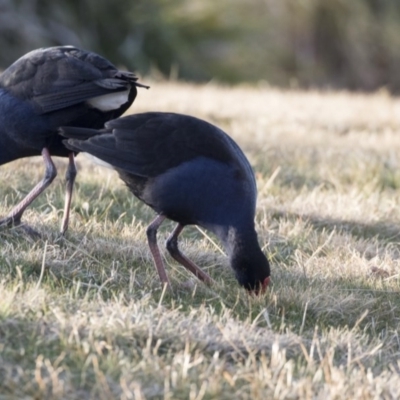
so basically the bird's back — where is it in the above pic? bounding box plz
[0,46,144,161]
[0,47,128,103]
[63,112,258,226]
[71,112,255,181]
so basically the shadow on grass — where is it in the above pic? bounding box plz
[270,208,400,243]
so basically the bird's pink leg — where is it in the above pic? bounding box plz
[166,224,214,285]
[146,215,170,286]
[0,148,56,233]
[60,152,77,235]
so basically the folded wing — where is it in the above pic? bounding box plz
[61,113,239,178]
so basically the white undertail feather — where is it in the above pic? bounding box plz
[87,89,130,111]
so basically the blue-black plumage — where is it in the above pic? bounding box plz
[0,46,148,234]
[60,112,271,293]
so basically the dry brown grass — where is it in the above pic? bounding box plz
[0,82,399,399]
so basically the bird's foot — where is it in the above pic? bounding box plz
[0,216,41,239]
[0,215,15,229]
[18,223,42,239]
[53,231,68,244]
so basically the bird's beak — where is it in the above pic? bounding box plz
[262,276,271,290]
[249,276,271,296]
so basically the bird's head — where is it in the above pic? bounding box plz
[231,246,271,295]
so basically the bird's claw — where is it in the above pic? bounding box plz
[0,216,41,239]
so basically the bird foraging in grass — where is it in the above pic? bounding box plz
[60,112,271,293]
[0,46,148,235]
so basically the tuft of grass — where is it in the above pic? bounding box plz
[0,82,400,399]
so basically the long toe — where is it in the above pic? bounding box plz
[18,223,42,239]
[0,215,20,229]
[0,217,41,239]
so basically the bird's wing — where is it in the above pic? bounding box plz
[0,46,146,114]
[59,126,109,140]
[62,113,239,178]
[32,80,130,113]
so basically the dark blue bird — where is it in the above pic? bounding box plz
[60,112,271,292]
[0,46,148,234]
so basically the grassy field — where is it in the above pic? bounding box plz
[0,82,400,399]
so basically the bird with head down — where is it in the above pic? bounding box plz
[60,112,271,293]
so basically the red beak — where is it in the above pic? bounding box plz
[261,276,270,293]
[263,276,270,288]
[250,276,271,296]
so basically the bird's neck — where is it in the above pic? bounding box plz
[216,223,270,290]
[214,222,260,259]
